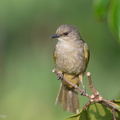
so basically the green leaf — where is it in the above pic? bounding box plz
[108,0,120,40]
[65,102,120,120]
[65,110,87,120]
[93,0,120,40]
[93,0,109,21]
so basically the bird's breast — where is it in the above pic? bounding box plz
[55,41,86,75]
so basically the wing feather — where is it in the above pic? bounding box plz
[83,42,90,68]
[53,48,57,65]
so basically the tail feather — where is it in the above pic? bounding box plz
[56,83,79,113]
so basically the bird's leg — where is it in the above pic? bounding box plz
[79,75,86,95]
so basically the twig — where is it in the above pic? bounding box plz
[111,109,116,120]
[86,72,102,102]
[101,99,120,112]
[86,72,99,96]
[82,101,91,111]
[110,100,119,120]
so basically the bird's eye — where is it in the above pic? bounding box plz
[63,32,68,35]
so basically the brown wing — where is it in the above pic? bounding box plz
[83,42,90,68]
[53,48,57,65]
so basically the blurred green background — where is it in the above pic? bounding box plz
[0,0,120,120]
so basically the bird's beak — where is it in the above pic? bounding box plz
[50,33,60,39]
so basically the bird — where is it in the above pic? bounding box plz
[50,24,90,114]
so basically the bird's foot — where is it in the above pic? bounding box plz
[57,72,63,80]
[52,69,63,80]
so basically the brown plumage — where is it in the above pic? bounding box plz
[50,24,90,113]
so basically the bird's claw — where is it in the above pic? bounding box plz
[80,89,86,95]
[57,72,63,80]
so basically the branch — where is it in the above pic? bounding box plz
[52,69,120,120]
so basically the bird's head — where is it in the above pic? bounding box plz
[50,24,81,42]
